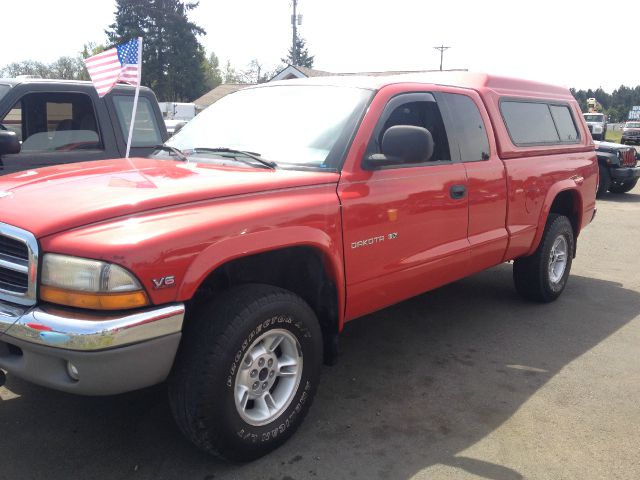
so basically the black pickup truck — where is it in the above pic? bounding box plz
[0,78,168,174]
[595,140,640,196]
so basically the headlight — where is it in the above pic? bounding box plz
[40,254,149,310]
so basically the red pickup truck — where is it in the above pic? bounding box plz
[0,72,597,461]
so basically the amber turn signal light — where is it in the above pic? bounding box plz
[40,286,149,310]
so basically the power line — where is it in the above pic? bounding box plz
[433,45,450,71]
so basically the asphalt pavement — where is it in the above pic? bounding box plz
[1,185,640,480]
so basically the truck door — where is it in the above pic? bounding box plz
[339,91,470,320]
[436,92,508,273]
[0,91,116,174]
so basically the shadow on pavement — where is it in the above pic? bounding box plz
[598,191,640,203]
[1,264,638,480]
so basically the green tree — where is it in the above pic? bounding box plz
[239,59,276,84]
[81,42,107,59]
[0,57,87,80]
[106,0,209,102]
[571,85,640,121]
[202,52,223,90]
[222,60,240,83]
[281,35,314,68]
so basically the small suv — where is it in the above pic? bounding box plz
[621,121,640,145]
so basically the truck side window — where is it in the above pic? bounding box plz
[113,96,163,147]
[1,104,22,141]
[501,101,560,145]
[1,92,103,153]
[443,93,490,162]
[368,96,451,166]
[549,105,579,142]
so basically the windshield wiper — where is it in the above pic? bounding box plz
[192,147,276,169]
[153,145,188,161]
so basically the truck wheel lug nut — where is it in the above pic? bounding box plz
[267,359,273,367]
[258,358,265,367]
[250,369,258,378]
[269,371,274,378]
[262,382,268,390]
[252,381,259,390]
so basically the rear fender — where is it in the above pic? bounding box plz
[525,182,583,256]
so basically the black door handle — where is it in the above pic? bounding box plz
[450,184,466,199]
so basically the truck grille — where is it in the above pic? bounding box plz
[621,149,637,167]
[0,223,38,306]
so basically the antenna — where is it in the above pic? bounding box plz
[433,45,451,71]
[291,0,298,65]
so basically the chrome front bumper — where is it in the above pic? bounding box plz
[0,302,184,350]
[0,302,185,395]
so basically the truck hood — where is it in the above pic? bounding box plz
[0,157,340,238]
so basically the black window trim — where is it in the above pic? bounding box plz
[362,91,459,171]
[499,97,582,147]
[2,90,106,152]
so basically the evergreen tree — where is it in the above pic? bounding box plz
[222,60,240,83]
[202,52,223,90]
[106,0,209,102]
[281,35,314,68]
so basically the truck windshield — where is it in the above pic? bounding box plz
[166,85,372,170]
[626,122,640,128]
[583,114,604,122]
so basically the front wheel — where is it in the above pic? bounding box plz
[597,164,610,198]
[169,284,323,461]
[608,178,638,194]
[513,214,574,303]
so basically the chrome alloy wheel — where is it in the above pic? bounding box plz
[548,236,568,284]
[234,328,303,426]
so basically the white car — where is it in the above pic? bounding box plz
[165,119,188,136]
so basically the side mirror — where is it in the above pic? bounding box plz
[0,130,21,155]
[366,125,434,168]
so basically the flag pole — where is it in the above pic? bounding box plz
[125,37,143,159]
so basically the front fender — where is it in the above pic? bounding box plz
[177,226,345,325]
[597,151,620,167]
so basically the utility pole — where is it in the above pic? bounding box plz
[433,45,450,71]
[291,0,298,65]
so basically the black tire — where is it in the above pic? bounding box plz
[608,178,638,194]
[169,284,323,461]
[513,214,574,303]
[597,164,610,198]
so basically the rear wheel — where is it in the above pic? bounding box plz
[169,284,323,461]
[513,214,574,303]
[608,178,638,194]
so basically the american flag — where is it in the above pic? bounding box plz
[84,38,142,97]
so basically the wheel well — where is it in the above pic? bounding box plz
[189,246,340,345]
[549,190,580,255]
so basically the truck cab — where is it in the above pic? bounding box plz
[0,78,168,174]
